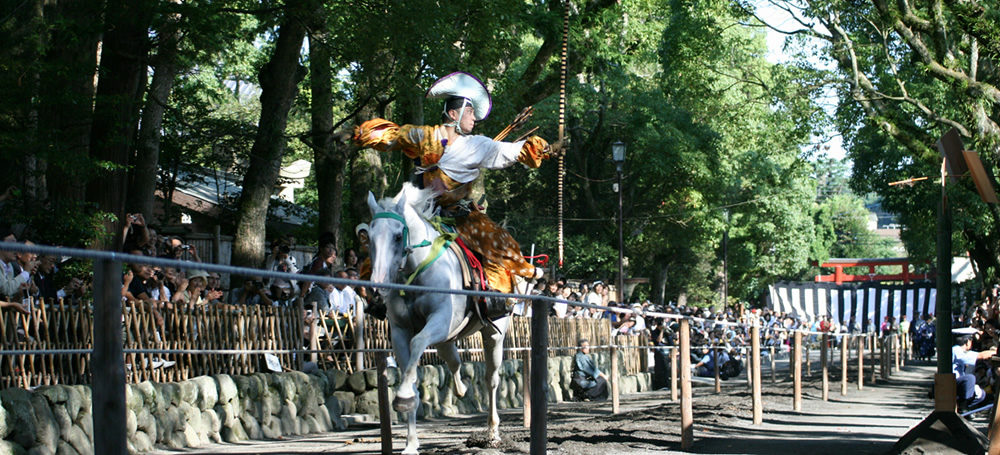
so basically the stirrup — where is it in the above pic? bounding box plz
[478,297,511,321]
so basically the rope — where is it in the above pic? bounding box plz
[0,242,888,345]
[557,0,569,268]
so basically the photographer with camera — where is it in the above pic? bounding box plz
[229,277,272,306]
[160,236,201,262]
[265,239,299,298]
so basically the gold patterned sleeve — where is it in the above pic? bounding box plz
[353,119,438,160]
[517,135,551,168]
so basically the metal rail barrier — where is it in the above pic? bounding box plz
[0,241,897,455]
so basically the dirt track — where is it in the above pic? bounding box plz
[153,354,950,455]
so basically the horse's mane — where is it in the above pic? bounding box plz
[377,182,438,219]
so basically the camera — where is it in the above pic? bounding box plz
[179,245,191,250]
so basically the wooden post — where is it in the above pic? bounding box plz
[882,336,888,379]
[841,334,848,396]
[793,330,802,412]
[529,299,548,455]
[745,346,753,390]
[713,337,721,393]
[805,340,812,377]
[752,321,762,425]
[376,352,392,455]
[611,344,620,414]
[986,387,1000,454]
[670,345,678,402]
[770,345,776,383]
[857,335,864,390]
[900,332,907,367]
[353,298,365,371]
[870,335,877,383]
[894,333,900,372]
[92,259,126,455]
[821,333,829,401]
[523,350,531,428]
[680,319,693,450]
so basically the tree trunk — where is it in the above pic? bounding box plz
[650,260,669,305]
[231,17,307,270]
[41,0,102,204]
[350,149,387,232]
[87,0,152,250]
[128,2,182,221]
[309,32,345,248]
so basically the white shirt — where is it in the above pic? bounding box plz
[410,128,525,184]
[553,301,568,318]
[328,286,358,315]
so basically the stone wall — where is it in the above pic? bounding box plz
[0,353,650,454]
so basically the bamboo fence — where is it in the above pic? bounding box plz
[0,298,647,388]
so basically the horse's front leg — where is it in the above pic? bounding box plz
[393,309,453,413]
[388,325,421,455]
[481,317,509,445]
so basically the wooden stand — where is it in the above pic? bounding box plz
[376,353,392,455]
[770,346,776,383]
[680,319,693,449]
[611,345,620,414]
[857,335,864,391]
[752,321,762,425]
[793,330,802,412]
[821,333,828,401]
[840,334,848,396]
[670,346,678,402]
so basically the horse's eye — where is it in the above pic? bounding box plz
[394,233,403,243]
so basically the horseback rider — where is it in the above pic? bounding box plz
[353,72,560,298]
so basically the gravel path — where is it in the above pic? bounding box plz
[150,356,950,455]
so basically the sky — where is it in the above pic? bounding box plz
[756,1,849,164]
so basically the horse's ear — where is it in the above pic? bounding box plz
[394,191,407,215]
[367,191,379,216]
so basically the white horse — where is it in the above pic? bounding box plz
[367,183,508,454]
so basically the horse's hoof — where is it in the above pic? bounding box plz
[393,395,417,413]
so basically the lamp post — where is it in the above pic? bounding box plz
[612,141,626,304]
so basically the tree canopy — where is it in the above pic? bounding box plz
[0,0,929,306]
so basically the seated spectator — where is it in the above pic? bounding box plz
[571,338,609,401]
[229,278,272,306]
[693,346,730,378]
[178,270,221,305]
[121,261,165,328]
[205,272,226,304]
[265,239,299,295]
[56,276,86,304]
[298,236,337,297]
[343,247,360,270]
[35,255,61,300]
[270,282,296,307]
[13,239,40,303]
[953,333,995,410]
[329,269,358,316]
[303,269,332,314]
[0,232,30,301]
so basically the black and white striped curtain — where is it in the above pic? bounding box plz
[767,281,938,326]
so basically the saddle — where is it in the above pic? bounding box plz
[448,237,510,323]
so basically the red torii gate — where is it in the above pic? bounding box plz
[813,257,931,284]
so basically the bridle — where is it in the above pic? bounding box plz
[371,211,455,289]
[371,212,431,253]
